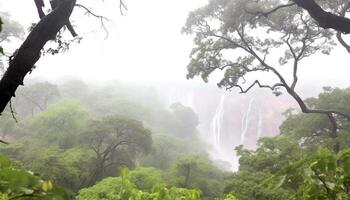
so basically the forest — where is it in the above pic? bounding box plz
[0,0,350,199]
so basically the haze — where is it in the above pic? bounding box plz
[1,1,350,199]
[2,0,349,84]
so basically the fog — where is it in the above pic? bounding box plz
[1,1,350,198]
[2,0,350,169]
[2,0,350,84]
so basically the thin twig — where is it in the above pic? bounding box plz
[9,100,18,123]
[75,4,110,39]
[119,0,128,15]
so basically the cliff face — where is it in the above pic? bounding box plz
[156,83,297,170]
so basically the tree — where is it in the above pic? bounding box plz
[280,87,350,151]
[0,12,24,73]
[11,81,60,117]
[0,112,19,141]
[228,137,350,199]
[0,12,24,43]
[0,0,126,114]
[139,134,205,170]
[168,155,224,199]
[76,168,201,200]
[184,0,350,152]
[0,100,93,191]
[242,0,350,52]
[147,103,199,139]
[29,99,90,149]
[224,171,294,200]
[223,88,350,199]
[169,103,199,138]
[83,115,152,186]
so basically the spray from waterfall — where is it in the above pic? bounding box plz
[240,98,254,144]
[166,90,195,109]
[257,109,263,138]
[211,94,226,148]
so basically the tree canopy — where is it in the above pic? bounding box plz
[183,0,350,152]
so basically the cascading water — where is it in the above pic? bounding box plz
[257,109,263,138]
[156,84,293,171]
[240,98,254,145]
[207,94,239,171]
[211,94,226,148]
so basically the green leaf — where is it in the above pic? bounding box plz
[0,155,11,168]
[42,180,53,192]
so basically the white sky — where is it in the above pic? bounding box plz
[1,0,350,86]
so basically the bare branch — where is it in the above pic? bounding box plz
[75,4,110,38]
[336,2,350,53]
[119,0,128,15]
[337,32,350,53]
[229,80,283,94]
[233,25,350,151]
[9,100,18,123]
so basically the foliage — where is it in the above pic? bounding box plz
[0,112,20,140]
[12,82,60,117]
[224,171,294,200]
[0,12,24,43]
[168,155,224,199]
[298,148,350,199]
[2,79,349,200]
[168,103,199,138]
[0,154,68,199]
[147,103,199,139]
[139,133,205,170]
[280,87,350,150]
[183,0,334,90]
[82,115,152,185]
[28,99,90,149]
[224,194,238,200]
[76,168,201,200]
[128,167,164,192]
[0,12,24,73]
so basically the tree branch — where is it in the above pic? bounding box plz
[230,80,283,93]
[234,25,349,152]
[75,4,109,38]
[245,3,296,20]
[0,0,76,114]
[292,0,350,34]
[336,2,350,53]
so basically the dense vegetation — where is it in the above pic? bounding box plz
[0,80,349,199]
[1,0,350,199]
[0,80,227,199]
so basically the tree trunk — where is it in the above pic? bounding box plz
[0,0,76,114]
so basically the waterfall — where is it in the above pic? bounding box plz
[209,93,238,171]
[257,109,263,138]
[240,98,254,145]
[211,94,226,148]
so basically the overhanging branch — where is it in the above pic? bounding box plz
[0,0,76,114]
[292,0,350,34]
[336,2,350,53]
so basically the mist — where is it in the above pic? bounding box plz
[1,0,350,199]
